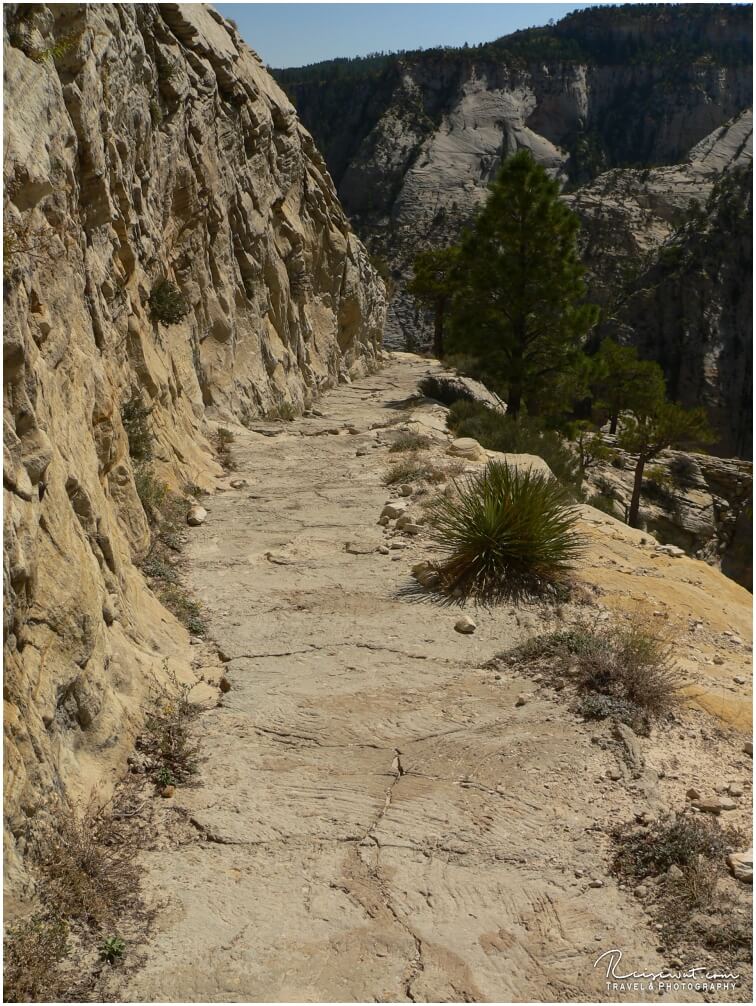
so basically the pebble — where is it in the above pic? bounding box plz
[398,484,414,497]
[606,768,622,781]
[727,848,753,884]
[733,675,746,685]
[728,782,744,797]
[390,541,409,550]
[685,787,701,801]
[588,879,604,889]
[515,693,530,707]
[744,741,753,757]
[454,616,476,635]
[160,785,176,799]
[377,545,390,555]
[219,677,231,693]
[692,797,722,815]
[186,505,208,526]
[356,449,368,457]
[713,655,725,665]
[346,542,377,555]
[634,884,648,898]
[230,479,248,489]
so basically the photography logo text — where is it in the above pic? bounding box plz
[594,949,740,995]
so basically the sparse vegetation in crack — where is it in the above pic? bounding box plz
[500,617,682,733]
[611,812,751,971]
[148,279,189,326]
[138,669,202,792]
[3,792,150,1002]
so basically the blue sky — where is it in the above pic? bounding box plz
[216,3,590,67]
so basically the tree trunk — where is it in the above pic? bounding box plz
[507,383,522,419]
[433,301,444,358]
[627,453,646,528]
[609,413,618,435]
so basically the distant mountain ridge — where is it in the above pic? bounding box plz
[273,2,752,456]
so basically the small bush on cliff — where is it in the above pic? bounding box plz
[121,394,153,463]
[426,461,582,602]
[149,279,189,325]
[33,798,139,927]
[140,672,201,786]
[134,467,168,523]
[389,431,432,453]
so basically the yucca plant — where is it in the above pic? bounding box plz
[426,461,583,601]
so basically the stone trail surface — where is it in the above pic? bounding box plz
[122,356,751,1003]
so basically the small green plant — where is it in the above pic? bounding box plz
[426,461,583,602]
[99,936,126,964]
[3,915,68,1002]
[28,32,80,63]
[215,427,236,470]
[389,432,432,453]
[149,279,189,325]
[140,671,201,785]
[149,98,163,126]
[121,394,153,463]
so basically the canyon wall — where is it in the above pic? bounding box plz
[3,2,385,890]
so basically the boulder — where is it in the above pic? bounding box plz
[187,505,208,527]
[727,849,753,884]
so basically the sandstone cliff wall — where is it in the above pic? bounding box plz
[3,2,384,890]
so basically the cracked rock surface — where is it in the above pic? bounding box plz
[120,355,752,1002]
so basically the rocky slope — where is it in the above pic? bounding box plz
[3,2,384,893]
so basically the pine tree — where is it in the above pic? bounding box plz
[590,339,667,434]
[618,403,713,528]
[407,247,460,357]
[447,150,598,418]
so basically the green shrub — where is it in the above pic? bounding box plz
[389,431,432,453]
[426,461,583,602]
[265,402,297,421]
[149,99,163,126]
[447,401,583,495]
[149,279,189,325]
[418,375,477,408]
[158,583,207,636]
[121,394,153,463]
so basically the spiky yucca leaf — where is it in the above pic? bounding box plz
[426,461,583,601]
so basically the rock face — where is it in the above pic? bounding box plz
[3,3,384,889]
[585,444,753,590]
[276,4,751,349]
[590,162,752,458]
